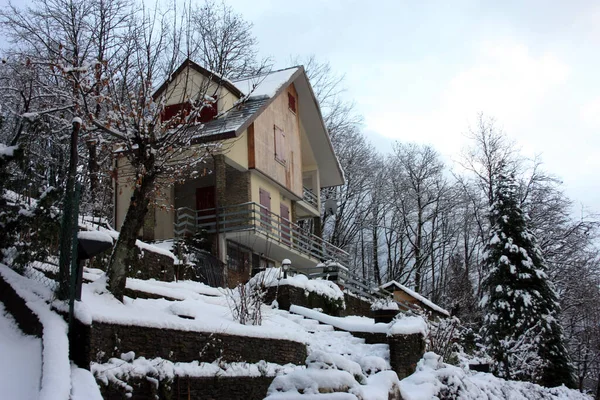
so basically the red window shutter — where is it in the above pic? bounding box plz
[161,103,191,122]
[198,100,218,123]
[161,100,217,124]
[288,93,296,113]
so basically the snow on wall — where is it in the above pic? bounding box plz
[290,305,428,337]
[381,280,450,316]
[0,264,76,400]
[254,268,345,303]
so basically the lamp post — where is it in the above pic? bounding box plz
[282,259,291,279]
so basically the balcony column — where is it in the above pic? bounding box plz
[213,154,228,269]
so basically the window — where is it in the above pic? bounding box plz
[288,92,297,113]
[274,125,287,164]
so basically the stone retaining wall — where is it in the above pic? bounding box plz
[72,320,306,368]
[0,273,42,337]
[265,284,371,317]
[99,375,273,400]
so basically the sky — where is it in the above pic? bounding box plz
[228,0,600,215]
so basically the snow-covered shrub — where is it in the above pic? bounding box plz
[225,269,280,325]
[370,298,399,311]
[306,350,367,384]
[427,317,461,363]
[1,188,62,278]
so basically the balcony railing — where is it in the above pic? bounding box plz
[174,202,349,264]
[302,186,319,209]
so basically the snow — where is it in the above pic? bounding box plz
[0,302,42,400]
[399,352,591,400]
[0,264,73,400]
[380,280,450,317]
[233,67,299,99]
[77,230,114,244]
[72,116,83,125]
[256,268,345,302]
[81,275,309,343]
[92,354,301,394]
[290,305,428,336]
[0,143,17,157]
[371,299,399,311]
[79,225,177,261]
[71,366,103,400]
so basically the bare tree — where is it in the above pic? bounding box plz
[188,0,270,79]
[459,114,518,207]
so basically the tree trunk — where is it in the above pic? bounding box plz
[106,172,156,301]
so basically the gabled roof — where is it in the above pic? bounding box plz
[153,59,244,100]
[159,60,344,188]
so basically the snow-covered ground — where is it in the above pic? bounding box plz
[0,303,42,400]
[1,259,593,399]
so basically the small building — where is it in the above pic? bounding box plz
[114,59,346,286]
[380,281,450,319]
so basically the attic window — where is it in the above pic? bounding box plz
[288,92,296,113]
[274,125,287,165]
[161,100,218,125]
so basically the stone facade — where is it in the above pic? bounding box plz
[72,320,306,368]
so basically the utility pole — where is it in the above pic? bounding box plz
[58,117,81,300]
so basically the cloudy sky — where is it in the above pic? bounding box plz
[229,0,600,214]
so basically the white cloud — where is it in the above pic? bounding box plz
[363,40,570,159]
[581,97,600,128]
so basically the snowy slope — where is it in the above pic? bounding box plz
[0,303,42,400]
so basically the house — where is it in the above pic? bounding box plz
[380,281,450,319]
[114,59,346,285]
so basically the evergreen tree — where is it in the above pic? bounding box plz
[444,253,478,325]
[480,172,575,388]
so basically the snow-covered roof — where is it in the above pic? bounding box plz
[232,67,300,99]
[161,59,344,187]
[380,281,450,317]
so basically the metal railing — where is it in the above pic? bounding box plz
[174,202,349,264]
[302,186,319,209]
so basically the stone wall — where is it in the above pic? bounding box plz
[336,330,425,379]
[127,246,176,282]
[389,333,426,379]
[264,284,344,316]
[264,284,371,318]
[99,375,273,400]
[0,274,42,337]
[341,292,373,317]
[72,320,306,368]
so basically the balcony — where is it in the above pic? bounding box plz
[174,202,349,267]
[302,186,319,209]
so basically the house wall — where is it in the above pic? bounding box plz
[154,187,174,240]
[251,84,302,198]
[161,66,238,113]
[114,156,135,232]
[222,129,248,170]
[249,172,293,223]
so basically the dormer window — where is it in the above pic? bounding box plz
[288,92,296,114]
